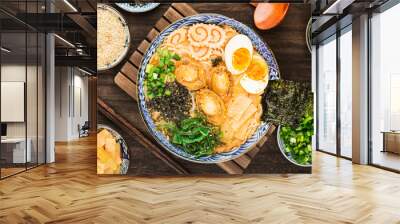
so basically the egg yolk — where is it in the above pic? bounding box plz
[246,57,268,80]
[232,48,251,71]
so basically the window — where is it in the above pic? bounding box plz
[316,26,353,159]
[339,28,352,158]
[390,75,400,130]
[370,2,400,171]
[317,36,337,154]
[0,1,47,179]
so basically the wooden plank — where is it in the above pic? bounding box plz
[120,62,138,83]
[257,124,276,147]
[129,51,143,68]
[256,136,268,149]
[137,40,150,55]
[234,125,277,167]
[146,29,160,42]
[98,98,189,175]
[247,146,261,159]
[247,124,277,159]
[217,161,243,175]
[114,73,137,101]
[154,17,170,32]
[163,7,184,23]
[233,154,252,169]
[172,3,198,17]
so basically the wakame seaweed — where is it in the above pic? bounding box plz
[164,116,222,157]
[262,80,313,128]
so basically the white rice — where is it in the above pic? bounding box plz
[97,5,129,70]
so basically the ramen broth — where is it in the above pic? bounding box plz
[145,23,269,155]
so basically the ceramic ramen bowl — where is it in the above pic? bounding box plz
[137,14,280,163]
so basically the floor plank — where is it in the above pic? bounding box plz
[0,136,399,223]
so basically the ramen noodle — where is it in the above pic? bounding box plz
[145,23,270,154]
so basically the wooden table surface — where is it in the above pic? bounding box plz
[98,3,312,175]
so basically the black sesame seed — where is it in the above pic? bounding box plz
[147,82,192,123]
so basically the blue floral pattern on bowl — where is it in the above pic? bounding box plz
[137,14,280,163]
[116,3,160,13]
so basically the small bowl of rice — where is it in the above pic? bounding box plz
[97,4,131,72]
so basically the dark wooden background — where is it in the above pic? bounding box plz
[98,3,312,175]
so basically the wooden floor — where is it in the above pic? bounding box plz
[373,150,400,171]
[1,167,26,178]
[0,136,399,224]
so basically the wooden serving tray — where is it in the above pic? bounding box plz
[108,3,276,174]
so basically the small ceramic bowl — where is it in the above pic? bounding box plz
[277,125,312,167]
[306,18,312,53]
[97,4,131,72]
[115,3,160,13]
[137,14,280,164]
[98,124,130,174]
[254,3,290,30]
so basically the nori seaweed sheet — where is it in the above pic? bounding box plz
[262,80,313,127]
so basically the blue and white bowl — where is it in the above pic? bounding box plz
[98,124,130,174]
[116,3,160,13]
[137,14,280,164]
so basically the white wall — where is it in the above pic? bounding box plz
[1,63,46,164]
[55,66,69,141]
[54,67,89,141]
[72,72,89,138]
[1,82,25,122]
[1,64,35,138]
[1,65,25,139]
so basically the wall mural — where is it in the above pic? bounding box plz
[96,3,313,175]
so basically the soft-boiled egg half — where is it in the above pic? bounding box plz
[224,34,253,75]
[240,53,270,94]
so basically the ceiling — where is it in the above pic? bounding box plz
[311,0,391,44]
[0,0,96,73]
[0,0,96,14]
[1,32,46,65]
